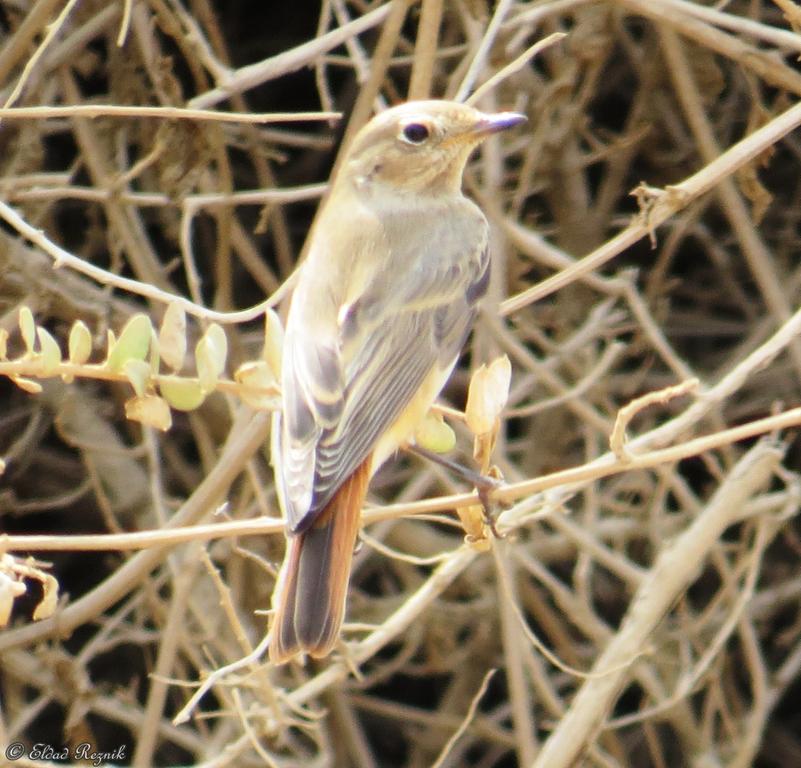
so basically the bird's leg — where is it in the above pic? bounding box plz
[406,444,500,489]
[477,484,503,540]
[405,444,504,537]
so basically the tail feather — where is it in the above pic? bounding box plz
[269,457,371,664]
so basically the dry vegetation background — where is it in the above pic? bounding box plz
[2,0,801,766]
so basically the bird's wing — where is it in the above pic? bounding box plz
[279,226,489,533]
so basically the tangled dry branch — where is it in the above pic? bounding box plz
[1,1,801,767]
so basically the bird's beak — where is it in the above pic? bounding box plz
[470,111,527,137]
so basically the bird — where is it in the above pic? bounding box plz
[269,99,526,664]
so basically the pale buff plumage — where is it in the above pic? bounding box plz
[269,100,526,663]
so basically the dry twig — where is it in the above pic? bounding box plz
[1,2,801,766]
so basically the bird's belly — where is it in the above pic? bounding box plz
[371,356,459,473]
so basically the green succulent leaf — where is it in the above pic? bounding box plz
[414,413,456,455]
[196,323,227,393]
[234,360,279,409]
[106,314,153,373]
[159,376,207,411]
[19,306,36,353]
[262,308,284,380]
[124,359,152,397]
[68,320,92,365]
[36,327,62,376]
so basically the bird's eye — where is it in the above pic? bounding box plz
[401,122,430,144]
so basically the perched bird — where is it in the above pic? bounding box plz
[269,100,526,663]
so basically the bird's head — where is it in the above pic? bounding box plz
[341,100,526,197]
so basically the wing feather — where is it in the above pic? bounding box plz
[279,203,490,533]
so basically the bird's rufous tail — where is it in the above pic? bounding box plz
[269,456,371,664]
